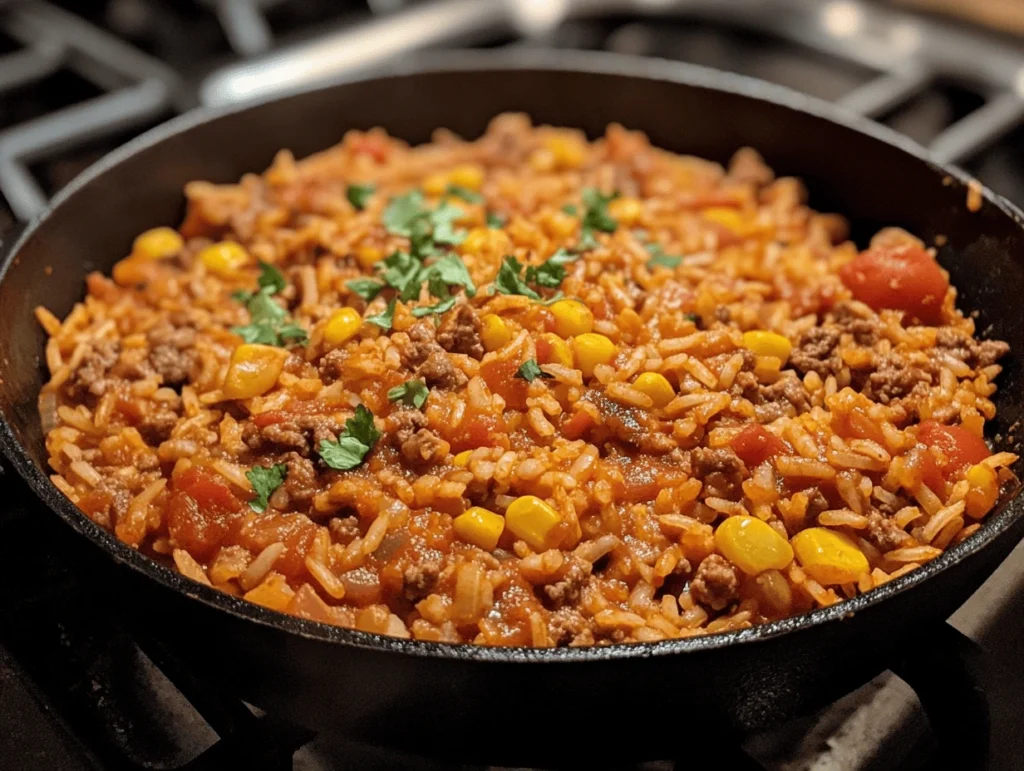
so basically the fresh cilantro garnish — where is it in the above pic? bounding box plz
[424,253,476,297]
[684,312,700,327]
[578,188,619,250]
[561,203,578,216]
[491,256,541,300]
[387,379,429,409]
[382,190,428,237]
[347,183,376,210]
[645,242,683,270]
[486,212,506,228]
[525,248,578,290]
[346,277,385,301]
[446,184,483,204]
[515,359,553,382]
[231,269,307,347]
[411,296,457,318]
[430,201,466,246]
[318,405,381,471]
[382,190,466,258]
[246,463,287,513]
[365,298,396,329]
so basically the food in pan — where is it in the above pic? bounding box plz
[36,114,1016,646]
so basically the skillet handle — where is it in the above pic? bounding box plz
[891,621,1024,771]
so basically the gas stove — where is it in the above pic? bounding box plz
[1,2,1024,769]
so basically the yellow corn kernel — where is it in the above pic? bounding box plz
[199,241,250,277]
[460,227,511,261]
[480,314,511,351]
[449,164,484,191]
[422,172,449,197]
[542,210,578,239]
[323,308,363,346]
[453,507,505,551]
[608,197,643,227]
[132,227,183,260]
[743,330,792,362]
[243,573,294,611]
[632,372,675,408]
[965,463,999,519]
[753,355,783,382]
[715,516,794,576]
[453,450,473,467]
[544,135,586,170]
[537,333,573,367]
[356,245,384,270]
[223,344,287,400]
[549,299,594,338]
[528,147,556,173]
[505,495,562,552]
[791,528,869,585]
[702,207,753,234]
[572,333,617,378]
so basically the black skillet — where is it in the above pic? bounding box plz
[1,51,1023,767]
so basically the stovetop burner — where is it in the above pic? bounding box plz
[2,2,1024,769]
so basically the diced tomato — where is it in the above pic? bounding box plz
[919,451,945,494]
[167,468,244,561]
[561,409,596,440]
[252,411,288,428]
[481,356,529,411]
[351,134,390,163]
[115,396,143,424]
[917,421,990,483]
[535,336,554,364]
[449,412,504,453]
[730,425,788,467]
[235,513,318,578]
[839,244,949,325]
[618,458,689,503]
[831,407,886,446]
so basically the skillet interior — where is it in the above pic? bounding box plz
[0,52,1022,755]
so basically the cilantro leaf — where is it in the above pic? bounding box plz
[491,256,540,300]
[347,182,375,210]
[256,261,287,294]
[430,200,466,246]
[578,187,619,249]
[231,321,279,345]
[684,312,700,326]
[486,212,506,228]
[515,359,553,382]
[561,203,578,216]
[379,251,424,301]
[446,184,483,204]
[387,379,429,409]
[246,463,287,513]
[365,298,396,329]
[346,277,385,301]
[277,322,309,345]
[411,296,457,318]
[525,247,578,289]
[425,253,476,297]
[383,190,465,254]
[382,190,427,237]
[645,242,683,270]
[231,281,306,347]
[318,404,381,471]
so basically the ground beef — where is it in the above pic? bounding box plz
[402,552,443,602]
[865,512,909,553]
[789,327,840,378]
[65,340,120,401]
[436,305,484,359]
[416,351,467,390]
[805,487,830,521]
[137,405,180,445]
[146,324,197,387]
[547,607,595,647]
[328,515,361,545]
[935,328,1010,370]
[388,409,449,464]
[542,557,592,610]
[318,348,347,383]
[831,302,881,346]
[284,452,318,509]
[243,415,341,456]
[690,554,740,611]
[861,359,933,404]
[754,375,811,422]
[690,447,747,499]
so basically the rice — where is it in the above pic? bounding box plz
[35,114,1017,647]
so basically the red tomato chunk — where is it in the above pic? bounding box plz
[730,424,788,467]
[166,468,244,561]
[839,245,949,325]
[917,421,990,489]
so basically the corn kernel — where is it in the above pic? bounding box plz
[791,528,869,585]
[743,330,792,362]
[243,573,294,611]
[323,308,363,346]
[753,355,783,382]
[632,372,675,408]
[356,245,384,270]
[132,227,183,260]
[549,299,594,338]
[715,516,794,576]
[528,148,556,173]
[480,314,512,351]
[572,333,617,378]
[544,135,587,169]
[453,506,505,551]
[505,495,562,551]
[965,463,999,519]
[453,450,473,467]
[460,227,511,261]
[542,210,578,239]
[449,164,484,191]
[608,197,643,227]
[422,172,449,197]
[223,344,287,400]
[199,241,250,277]
[702,207,755,235]
[537,333,573,367]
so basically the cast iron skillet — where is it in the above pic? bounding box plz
[1,51,1022,766]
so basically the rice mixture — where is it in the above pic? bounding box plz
[37,115,1017,646]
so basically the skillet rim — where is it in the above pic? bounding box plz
[1,48,1022,663]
